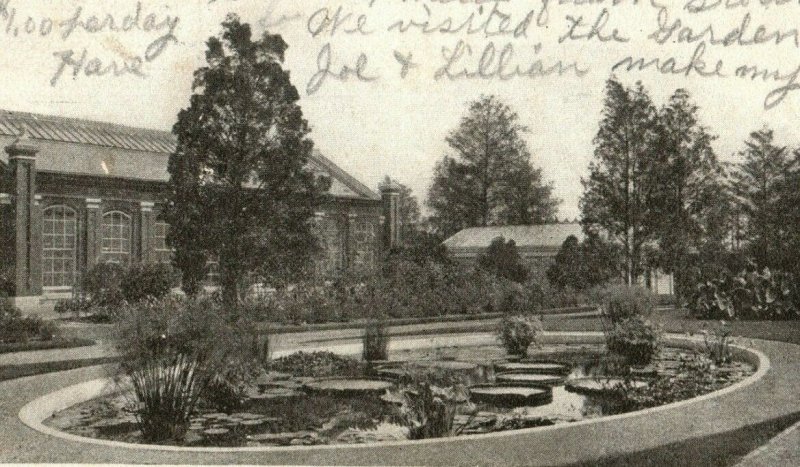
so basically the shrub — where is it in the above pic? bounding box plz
[387,231,452,266]
[0,265,14,297]
[497,314,543,357]
[362,321,390,361]
[0,300,59,344]
[81,263,126,306]
[238,259,557,326]
[598,285,656,325]
[115,297,256,442]
[54,295,93,318]
[689,267,799,320]
[605,316,662,365]
[477,237,529,283]
[269,351,365,377]
[547,233,620,291]
[36,319,59,341]
[120,263,175,303]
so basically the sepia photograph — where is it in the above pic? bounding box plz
[0,0,799,465]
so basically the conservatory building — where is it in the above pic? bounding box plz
[0,110,399,312]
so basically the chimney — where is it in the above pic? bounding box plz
[379,177,402,252]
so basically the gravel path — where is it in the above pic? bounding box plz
[736,419,800,466]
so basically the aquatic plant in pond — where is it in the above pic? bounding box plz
[390,381,470,439]
[497,314,543,357]
[597,285,656,325]
[363,321,390,362]
[701,321,733,365]
[605,316,662,365]
[611,353,747,411]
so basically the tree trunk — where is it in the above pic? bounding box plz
[220,262,240,315]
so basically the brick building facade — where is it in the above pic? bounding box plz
[0,110,399,312]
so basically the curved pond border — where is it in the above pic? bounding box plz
[18,332,769,454]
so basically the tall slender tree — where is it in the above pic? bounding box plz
[427,95,559,238]
[580,79,662,285]
[165,15,329,307]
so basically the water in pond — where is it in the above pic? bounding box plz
[45,343,754,447]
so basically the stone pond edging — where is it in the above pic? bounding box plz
[18,332,770,463]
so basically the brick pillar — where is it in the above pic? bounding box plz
[0,193,13,295]
[85,198,101,266]
[139,201,155,263]
[346,211,358,270]
[5,138,42,301]
[379,178,402,252]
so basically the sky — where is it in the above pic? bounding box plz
[1,0,800,220]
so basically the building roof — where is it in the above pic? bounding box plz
[0,109,379,201]
[443,223,585,251]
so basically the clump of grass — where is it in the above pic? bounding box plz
[128,353,204,442]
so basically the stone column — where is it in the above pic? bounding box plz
[139,201,155,263]
[85,198,102,267]
[379,178,402,252]
[5,138,42,302]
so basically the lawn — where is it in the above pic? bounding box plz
[544,308,800,346]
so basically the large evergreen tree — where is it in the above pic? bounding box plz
[427,95,559,238]
[730,128,800,272]
[650,89,727,303]
[165,15,329,307]
[580,79,662,285]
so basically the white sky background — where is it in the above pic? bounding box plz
[1,0,800,220]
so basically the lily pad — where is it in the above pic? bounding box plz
[303,378,394,396]
[469,384,553,407]
[564,378,649,395]
[414,361,478,372]
[495,373,565,386]
[495,362,569,374]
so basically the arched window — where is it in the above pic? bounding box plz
[101,211,132,265]
[42,205,77,287]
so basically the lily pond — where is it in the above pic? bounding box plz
[45,342,754,447]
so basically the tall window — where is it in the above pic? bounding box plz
[205,259,220,285]
[315,216,345,278]
[101,211,132,265]
[352,219,377,271]
[153,221,172,264]
[42,206,77,287]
